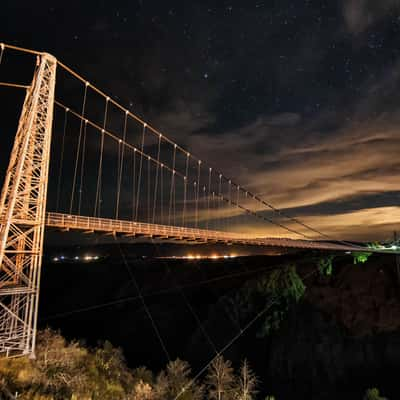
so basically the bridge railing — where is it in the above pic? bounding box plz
[45,212,258,242]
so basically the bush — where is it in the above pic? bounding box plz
[363,388,387,400]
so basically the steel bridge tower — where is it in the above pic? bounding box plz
[0,53,56,357]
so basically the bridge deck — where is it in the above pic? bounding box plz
[45,212,359,252]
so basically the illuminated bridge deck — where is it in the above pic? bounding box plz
[45,212,360,252]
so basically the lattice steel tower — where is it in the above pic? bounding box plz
[0,53,56,357]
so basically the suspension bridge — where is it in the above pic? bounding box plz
[0,44,391,358]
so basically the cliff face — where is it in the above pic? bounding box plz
[266,304,400,399]
[39,251,400,399]
[255,258,400,399]
[186,256,400,399]
[306,260,400,336]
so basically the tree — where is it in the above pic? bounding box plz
[206,355,235,400]
[34,328,89,397]
[154,359,203,400]
[233,360,258,400]
[132,379,154,400]
[364,388,387,400]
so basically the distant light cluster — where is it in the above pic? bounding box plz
[184,254,237,260]
[52,255,100,263]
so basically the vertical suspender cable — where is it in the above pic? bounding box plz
[206,168,211,229]
[168,145,177,225]
[202,185,206,229]
[173,174,177,226]
[0,43,4,64]
[212,191,215,230]
[147,156,151,222]
[228,180,232,232]
[193,181,197,228]
[236,185,240,232]
[135,124,146,221]
[182,153,189,227]
[116,140,121,215]
[78,120,88,215]
[160,164,164,223]
[116,111,128,219]
[56,108,68,212]
[94,97,109,217]
[152,134,162,223]
[132,149,137,220]
[69,83,88,214]
[218,174,222,231]
[195,160,201,228]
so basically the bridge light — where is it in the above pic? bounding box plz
[85,119,88,124]
[119,139,122,143]
[85,81,90,87]
[209,167,212,172]
[143,123,147,127]
[134,148,137,152]
[66,107,69,112]
[219,174,222,179]
[106,96,110,101]
[148,156,151,160]
[198,160,202,164]
[101,129,105,133]
[125,109,129,114]
[174,144,177,148]
[0,43,4,50]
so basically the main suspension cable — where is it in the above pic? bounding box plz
[53,101,367,250]
[0,42,367,245]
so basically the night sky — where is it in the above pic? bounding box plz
[2,0,400,240]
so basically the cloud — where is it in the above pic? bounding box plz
[137,56,400,240]
[301,206,400,240]
[342,0,400,34]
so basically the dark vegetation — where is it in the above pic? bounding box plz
[0,328,260,399]
[2,244,399,399]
